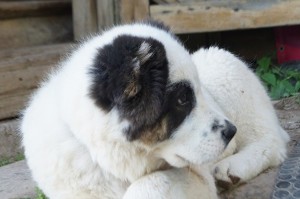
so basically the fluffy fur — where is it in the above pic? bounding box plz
[192,48,290,188]
[21,21,288,199]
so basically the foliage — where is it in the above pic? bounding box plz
[36,187,48,199]
[0,153,25,167]
[256,57,300,100]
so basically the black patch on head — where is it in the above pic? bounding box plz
[89,35,169,140]
[162,81,196,137]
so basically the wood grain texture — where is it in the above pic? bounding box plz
[150,0,300,33]
[118,0,150,23]
[0,16,73,50]
[0,0,71,20]
[0,119,21,159]
[97,0,115,30]
[0,44,72,120]
[72,0,98,40]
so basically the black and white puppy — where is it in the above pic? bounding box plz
[21,22,289,199]
[21,21,236,198]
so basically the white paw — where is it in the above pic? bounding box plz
[213,155,248,189]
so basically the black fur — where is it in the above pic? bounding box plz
[126,81,196,141]
[163,81,196,138]
[89,33,195,141]
[90,35,169,140]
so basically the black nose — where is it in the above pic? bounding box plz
[221,120,237,144]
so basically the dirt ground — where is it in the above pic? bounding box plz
[220,96,300,199]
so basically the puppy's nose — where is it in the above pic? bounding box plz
[221,120,237,144]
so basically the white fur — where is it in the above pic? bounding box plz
[192,47,289,184]
[21,24,231,199]
[21,22,288,198]
[124,167,217,199]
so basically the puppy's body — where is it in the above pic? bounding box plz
[21,21,288,199]
[22,23,232,199]
[192,48,289,185]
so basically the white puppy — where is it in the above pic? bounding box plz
[192,47,290,188]
[21,21,235,199]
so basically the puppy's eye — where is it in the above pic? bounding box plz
[177,93,189,106]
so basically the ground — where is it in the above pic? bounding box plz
[220,96,300,199]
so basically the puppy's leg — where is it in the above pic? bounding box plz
[191,47,289,189]
[123,167,218,199]
[213,134,287,188]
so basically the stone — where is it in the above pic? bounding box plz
[0,120,22,161]
[0,160,36,199]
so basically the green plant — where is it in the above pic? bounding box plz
[0,153,25,167]
[36,187,48,199]
[256,57,300,100]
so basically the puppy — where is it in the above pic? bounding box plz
[21,21,235,199]
[192,47,290,188]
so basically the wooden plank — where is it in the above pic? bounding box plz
[96,0,115,30]
[0,44,72,120]
[150,1,300,34]
[0,119,21,160]
[0,16,73,50]
[152,0,177,4]
[0,0,71,20]
[72,0,98,40]
[118,0,150,23]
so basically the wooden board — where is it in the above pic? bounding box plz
[0,119,21,160]
[150,0,300,34]
[0,44,72,120]
[0,0,71,20]
[0,16,73,50]
[97,0,115,30]
[118,0,150,23]
[72,0,150,37]
[72,0,97,40]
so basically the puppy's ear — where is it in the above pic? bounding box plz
[90,35,169,140]
[123,42,152,99]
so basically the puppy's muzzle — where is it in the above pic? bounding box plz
[221,120,237,144]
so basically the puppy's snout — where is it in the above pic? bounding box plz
[221,120,236,144]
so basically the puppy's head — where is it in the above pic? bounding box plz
[89,21,236,167]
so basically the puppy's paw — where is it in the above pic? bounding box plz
[213,156,244,190]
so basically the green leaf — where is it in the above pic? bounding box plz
[257,57,271,72]
[271,67,281,76]
[295,81,300,92]
[35,187,48,199]
[255,56,300,100]
[270,81,285,100]
[261,73,276,87]
[281,80,295,93]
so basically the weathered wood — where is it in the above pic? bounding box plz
[150,0,300,34]
[0,16,73,50]
[0,44,72,120]
[0,0,71,20]
[72,0,98,40]
[152,0,177,4]
[97,0,115,30]
[118,0,150,23]
[0,120,21,160]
